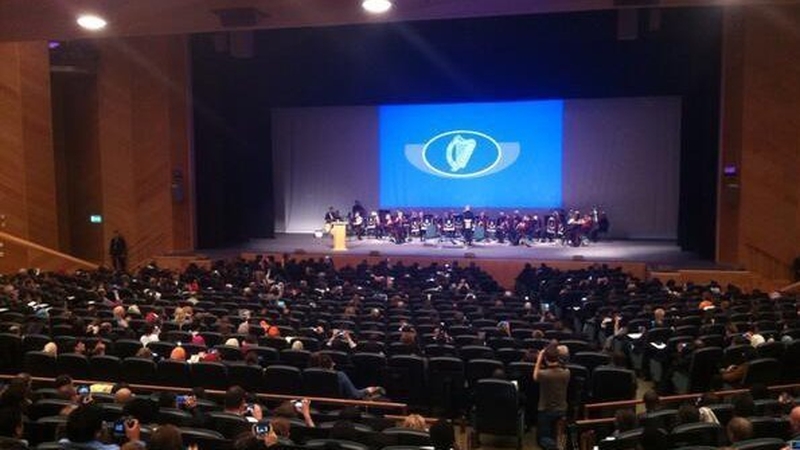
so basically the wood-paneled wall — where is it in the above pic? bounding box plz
[95,35,194,269]
[719,4,800,282]
[0,41,59,274]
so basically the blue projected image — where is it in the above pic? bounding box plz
[379,100,564,209]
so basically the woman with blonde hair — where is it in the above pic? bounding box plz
[42,341,58,356]
[401,413,427,431]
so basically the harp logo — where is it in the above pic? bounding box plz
[405,130,520,179]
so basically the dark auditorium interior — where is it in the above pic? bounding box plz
[0,1,799,450]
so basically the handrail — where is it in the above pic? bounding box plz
[0,374,408,414]
[0,231,99,270]
[582,382,800,419]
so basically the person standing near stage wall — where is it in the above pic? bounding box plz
[109,230,128,272]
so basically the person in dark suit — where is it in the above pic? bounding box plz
[109,230,127,272]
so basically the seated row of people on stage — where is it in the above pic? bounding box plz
[323,202,609,247]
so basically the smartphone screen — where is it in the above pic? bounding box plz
[253,422,271,438]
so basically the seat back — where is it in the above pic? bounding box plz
[157,359,191,387]
[741,358,780,387]
[732,438,787,450]
[427,357,466,416]
[121,357,157,384]
[263,365,303,394]
[350,352,386,388]
[23,351,57,377]
[573,351,611,373]
[474,379,522,437]
[591,367,636,402]
[89,355,122,381]
[303,368,342,398]
[227,363,265,392]
[465,359,504,388]
[385,355,427,407]
[381,427,432,446]
[57,353,90,379]
[687,346,722,392]
[669,422,722,448]
[191,362,229,389]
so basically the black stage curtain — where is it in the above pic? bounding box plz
[191,7,721,258]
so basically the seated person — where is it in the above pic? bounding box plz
[224,386,264,423]
[59,405,141,450]
[0,407,27,449]
[726,417,753,444]
[272,399,315,428]
[307,353,383,400]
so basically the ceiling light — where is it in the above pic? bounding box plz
[77,14,107,31]
[362,0,392,14]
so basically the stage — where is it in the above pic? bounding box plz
[234,234,713,268]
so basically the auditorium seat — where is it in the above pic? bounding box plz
[669,422,722,448]
[465,359,504,389]
[24,351,57,377]
[22,334,51,354]
[459,345,494,361]
[179,427,231,450]
[89,355,122,381]
[671,346,723,394]
[741,358,780,387]
[591,367,636,402]
[157,359,191,387]
[0,333,22,373]
[732,438,787,450]
[381,427,432,446]
[748,416,789,441]
[640,409,679,431]
[121,357,157,385]
[191,362,229,390]
[56,353,90,379]
[280,349,311,369]
[472,379,524,450]
[303,368,342,398]
[263,365,303,394]
[305,439,370,450]
[113,339,145,359]
[227,363,265,392]
[385,355,427,407]
[572,351,611,374]
[350,352,387,388]
[207,412,249,439]
[214,344,243,361]
[157,408,194,427]
[427,357,466,417]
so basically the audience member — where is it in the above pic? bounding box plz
[533,343,570,450]
[726,416,753,444]
[60,405,141,449]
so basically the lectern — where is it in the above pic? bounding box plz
[331,221,348,251]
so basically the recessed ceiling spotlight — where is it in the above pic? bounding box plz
[362,0,392,14]
[77,14,107,31]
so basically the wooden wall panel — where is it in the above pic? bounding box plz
[720,4,800,282]
[0,41,59,271]
[95,35,194,269]
[19,41,58,249]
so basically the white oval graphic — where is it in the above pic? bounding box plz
[421,130,503,179]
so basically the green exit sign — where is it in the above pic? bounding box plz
[90,215,102,223]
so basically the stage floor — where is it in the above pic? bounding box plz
[203,234,718,269]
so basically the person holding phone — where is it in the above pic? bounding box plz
[59,405,141,449]
[273,398,315,428]
[533,344,570,450]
